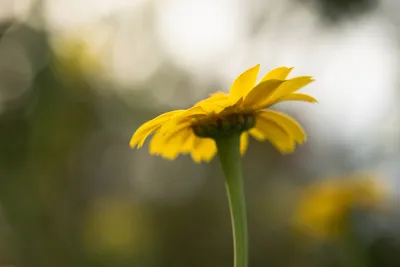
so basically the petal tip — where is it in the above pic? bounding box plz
[129,138,138,149]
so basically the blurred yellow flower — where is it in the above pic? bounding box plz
[293,174,386,239]
[50,25,110,84]
[82,197,155,257]
[130,65,316,162]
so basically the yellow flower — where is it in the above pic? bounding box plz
[293,174,386,239]
[130,65,316,162]
[50,26,109,84]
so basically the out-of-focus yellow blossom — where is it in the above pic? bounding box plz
[293,174,386,239]
[130,65,316,162]
[50,26,110,84]
[82,197,154,257]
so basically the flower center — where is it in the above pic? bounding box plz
[192,113,256,139]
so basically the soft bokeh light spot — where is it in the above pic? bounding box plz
[302,16,399,143]
[44,0,146,31]
[155,0,244,70]
[110,9,161,88]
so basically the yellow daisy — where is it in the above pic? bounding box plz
[293,175,385,239]
[130,64,317,162]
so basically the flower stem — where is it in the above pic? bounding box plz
[215,133,248,267]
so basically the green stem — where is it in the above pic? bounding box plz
[215,133,248,267]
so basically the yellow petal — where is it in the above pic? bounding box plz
[190,137,217,163]
[240,132,249,155]
[199,101,227,113]
[249,128,266,141]
[254,114,295,153]
[260,66,293,82]
[209,91,229,99]
[161,130,193,160]
[156,121,191,146]
[194,92,232,114]
[148,131,164,154]
[264,76,314,107]
[279,93,318,103]
[158,107,204,134]
[241,79,284,108]
[180,130,197,153]
[181,106,208,118]
[195,91,229,106]
[257,110,306,143]
[271,141,296,153]
[131,123,159,148]
[130,110,184,148]
[149,123,192,159]
[229,64,260,101]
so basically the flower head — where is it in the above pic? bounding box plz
[130,65,316,162]
[293,174,386,240]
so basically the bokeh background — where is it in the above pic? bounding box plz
[0,0,399,266]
